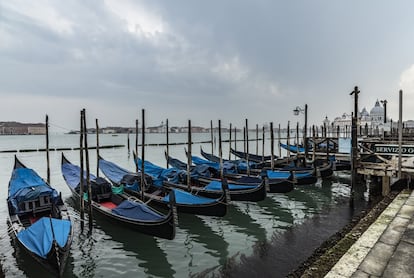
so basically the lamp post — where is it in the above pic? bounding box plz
[293,104,308,158]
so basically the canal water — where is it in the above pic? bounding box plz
[0,133,368,277]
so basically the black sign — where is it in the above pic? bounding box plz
[374,144,414,155]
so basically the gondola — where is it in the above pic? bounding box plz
[61,154,176,240]
[98,156,228,217]
[229,148,274,163]
[166,153,294,194]
[7,156,73,277]
[156,153,267,200]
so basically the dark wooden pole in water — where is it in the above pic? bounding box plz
[141,109,146,201]
[243,127,246,153]
[218,120,223,179]
[166,119,169,169]
[262,125,265,163]
[350,86,360,207]
[83,109,93,231]
[127,130,130,157]
[79,110,85,231]
[229,123,232,160]
[398,90,403,179]
[45,114,50,184]
[135,119,139,172]
[256,124,259,155]
[210,120,214,155]
[270,122,275,170]
[278,124,281,157]
[234,126,237,156]
[245,118,250,175]
[96,119,100,178]
[287,121,291,158]
[304,104,308,159]
[187,120,192,190]
[296,122,299,155]
[350,115,357,208]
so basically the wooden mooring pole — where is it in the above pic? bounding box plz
[96,119,100,178]
[79,110,85,231]
[187,120,192,191]
[83,109,93,232]
[141,109,146,201]
[45,115,50,184]
[350,86,360,207]
[166,119,169,169]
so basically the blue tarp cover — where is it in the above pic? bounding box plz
[266,171,291,179]
[112,200,165,221]
[280,143,306,153]
[266,170,312,179]
[137,158,184,186]
[8,168,59,213]
[204,180,257,191]
[191,156,236,173]
[162,189,218,205]
[61,162,97,189]
[17,217,71,259]
[99,159,128,184]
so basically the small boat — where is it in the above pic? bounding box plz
[176,151,293,194]
[159,154,267,200]
[7,156,73,276]
[229,148,274,163]
[98,156,228,217]
[280,143,307,153]
[61,154,176,240]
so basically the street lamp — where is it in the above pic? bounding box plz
[293,104,308,158]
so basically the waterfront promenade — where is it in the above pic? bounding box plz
[325,188,414,277]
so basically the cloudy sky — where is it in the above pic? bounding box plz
[1,1,414,132]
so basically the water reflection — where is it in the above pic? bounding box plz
[66,197,175,278]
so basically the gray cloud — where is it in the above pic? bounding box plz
[1,0,414,130]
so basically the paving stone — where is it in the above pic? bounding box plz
[382,241,414,278]
[350,269,372,278]
[379,216,410,246]
[401,221,414,245]
[357,242,395,276]
[398,204,414,220]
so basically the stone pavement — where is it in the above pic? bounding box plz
[325,189,414,278]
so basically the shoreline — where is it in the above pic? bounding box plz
[290,186,404,277]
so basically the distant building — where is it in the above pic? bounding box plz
[0,122,46,135]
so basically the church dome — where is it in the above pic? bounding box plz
[370,100,384,122]
[370,100,384,115]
